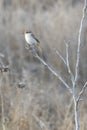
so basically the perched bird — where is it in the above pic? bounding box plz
[24,31,42,55]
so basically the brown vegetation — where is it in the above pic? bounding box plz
[0,0,86,130]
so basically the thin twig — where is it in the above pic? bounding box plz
[77,82,87,103]
[54,43,74,84]
[65,43,74,83]
[55,49,66,64]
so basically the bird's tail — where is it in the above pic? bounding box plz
[35,43,47,61]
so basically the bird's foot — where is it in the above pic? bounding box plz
[25,44,30,50]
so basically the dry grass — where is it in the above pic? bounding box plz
[0,0,86,130]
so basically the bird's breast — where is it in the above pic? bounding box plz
[25,34,37,45]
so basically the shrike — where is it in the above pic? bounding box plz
[24,31,42,55]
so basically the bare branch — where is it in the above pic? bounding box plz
[77,82,87,103]
[35,53,72,93]
[72,2,87,130]
[55,49,66,65]
[65,42,74,83]
[54,42,74,84]
[74,0,87,86]
[26,45,72,93]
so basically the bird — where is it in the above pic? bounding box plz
[24,31,42,55]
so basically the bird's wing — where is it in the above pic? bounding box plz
[31,33,40,43]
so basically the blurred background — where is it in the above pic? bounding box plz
[0,0,87,130]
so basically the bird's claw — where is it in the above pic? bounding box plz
[25,44,30,50]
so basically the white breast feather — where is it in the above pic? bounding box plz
[25,33,37,45]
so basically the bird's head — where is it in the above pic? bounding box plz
[21,28,32,35]
[25,31,32,34]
